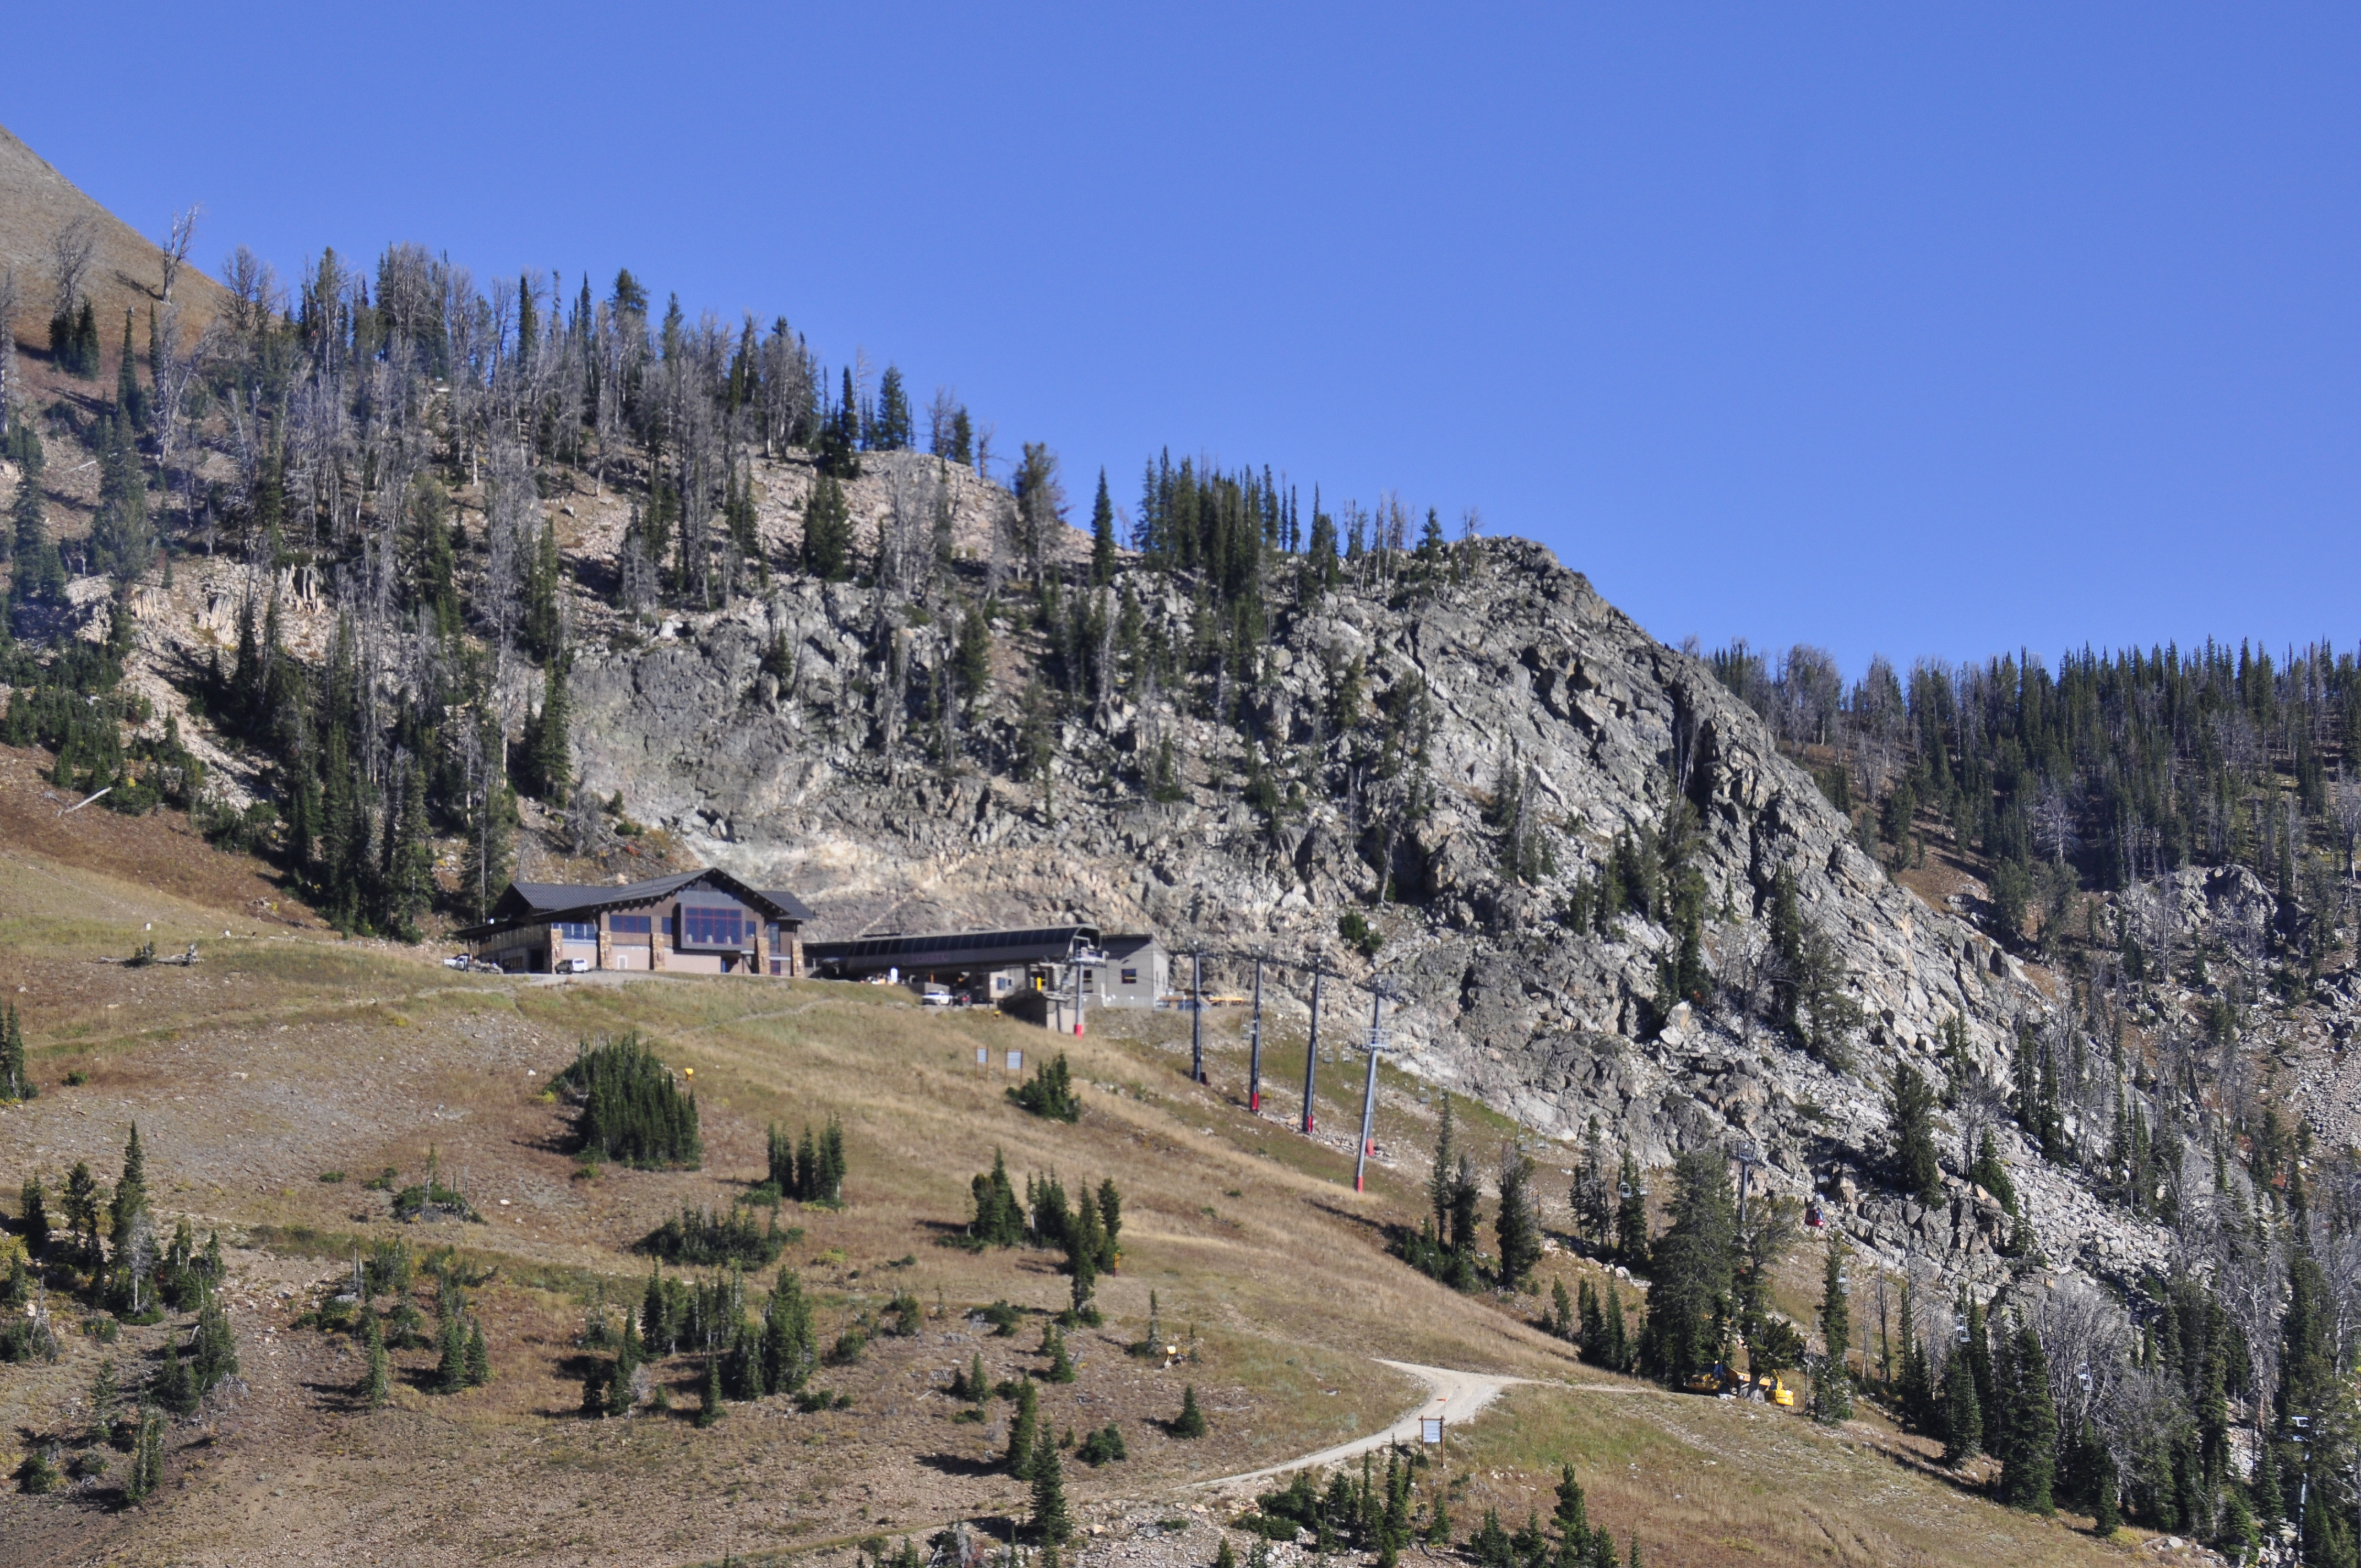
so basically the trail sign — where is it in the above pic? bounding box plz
[1421,1417,1444,1444]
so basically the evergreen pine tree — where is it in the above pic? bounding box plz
[1614,1152,1650,1269]
[361,1309,389,1408]
[529,651,572,802]
[436,1314,467,1393]
[1007,1376,1040,1476]
[1043,1324,1076,1383]
[110,1122,148,1268]
[696,1353,724,1427]
[1427,1093,1459,1236]
[1089,469,1116,586]
[1889,1063,1944,1206]
[10,446,64,606]
[1552,1463,1590,1554]
[954,602,992,706]
[116,310,147,429]
[126,1404,164,1500]
[1173,1382,1207,1438]
[1813,1243,1852,1423]
[1030,1440,1073,1544]
[820,1118,846,1201]
[872,366,912,451]
[523,518,563,658]
[1095,1178,1122,1271]
[2000,1319,2055,1513]
[1,1003,28,1101]
[2087,1423,2118,1534]
[1940,1343,1983,1463]
[581,1354,609,1417]
[817,368,862,478]
[66,299,101,378]
[1966,1298,1997,1447]
[761,1267,813,1394]
[1968,1129,2015,1211]
[1496,1145,1543,1290]
[1896,1288,1934,1430]
[88,1358,117,1442]
[93,405,153,579]
[465,1320,490,1387]
[1634,1148,1733,1384]
[2254,1435,2283,1523]
[17,1172,47,1254]
[802,475,853,580]
[381,756,433,940]
[608,1317,641,1417]
[1552,1277,1574,1340]
[1572,1117,1611,1242]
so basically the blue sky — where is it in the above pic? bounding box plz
[14,3,2357,676]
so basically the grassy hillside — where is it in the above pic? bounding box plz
[0,780,2152,1567]
[0,121,227,355]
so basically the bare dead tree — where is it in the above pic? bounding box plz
[2030,1275,2130,1438]
[149,303,221,529]
[220,245,279,339]
[48,215,100,321]
[2032,785,2080,867]
[2218,1222,2285,1435]
[2333,766,2361,886]
[0,266,17,435]
[481,437,535,655]
[2311,1213,2361,1375]
[157,205,201,301]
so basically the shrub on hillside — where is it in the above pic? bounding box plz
[765,1117,847,1203]
[1010,1053,1081,1122]
[558,1033,701,1168]
[636,1203,796,1268]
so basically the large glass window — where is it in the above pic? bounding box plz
[558,922,597,942]
[611,914,652,935]
[681,904,746,949]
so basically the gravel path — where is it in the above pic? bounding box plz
[1193,1361,1528,1490]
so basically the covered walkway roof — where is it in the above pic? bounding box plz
[801,924,1097,978]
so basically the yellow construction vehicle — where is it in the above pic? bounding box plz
[1751,1371,1797,1407]
[1683,1362,1743,1396]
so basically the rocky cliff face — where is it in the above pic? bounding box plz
[565,535,2170,1292]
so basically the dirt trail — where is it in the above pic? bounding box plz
[1194,1360,1528,1490]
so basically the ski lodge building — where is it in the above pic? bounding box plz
[457,870,814,976]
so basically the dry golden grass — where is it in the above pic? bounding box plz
[1448,1379,2138,1568]
[0,835,2151,1567]
[0,122,230,358]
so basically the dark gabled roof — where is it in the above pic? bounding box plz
[458,869,809,939]
[802,924,1099,977]
[760,889,818,923]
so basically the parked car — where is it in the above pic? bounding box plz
[919,984,953,1006]
[557,957,592,974]
[443,954,471,970]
